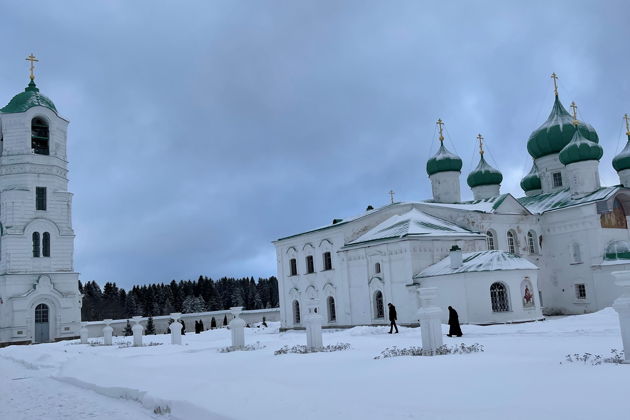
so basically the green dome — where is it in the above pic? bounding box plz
[605,240,630,260]
[612,135,630,172]
[527,96,598,159]
[426,143,463,176]
[558,127,603,165]
[0,80,57,114]
[467,154,503,188]
[520,163,542,192]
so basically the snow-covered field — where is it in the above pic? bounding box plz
[1,309,627,420]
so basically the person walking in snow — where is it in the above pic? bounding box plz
[447,306,463,337]
[388,303,399,334]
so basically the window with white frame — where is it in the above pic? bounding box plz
[327,296,336,322]
[490,282,510,312]
[507,231,517,254]
[552,172,563,188]
[293,300,301,324]
[527,231,536,254]
[575,284,587,299]
[486,230,496,250]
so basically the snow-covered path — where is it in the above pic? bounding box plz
[0,356,162,420]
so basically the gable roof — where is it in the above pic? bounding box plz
[415,250,538,278]
[517,186,619,214]
[420,193,530,215]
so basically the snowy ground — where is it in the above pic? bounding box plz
[0,309,627,420]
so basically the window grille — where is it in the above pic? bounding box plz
[486,231,495,250]
[375,291,384,318]
[552,172,563,188]
[35,304,49,323]
[32,232,40,258]
[507,231,516,254]
[527,232,536,254]
[36,187,47,211]
[575,284,587,299]
[323,252,332,270]
[490,282,510,312]
[293,300,301,324]
[289,258,297,276]
[31,118,49,155]
[327,296,336,322]
[306,255,314,274]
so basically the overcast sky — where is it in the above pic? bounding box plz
[1,1,629,289]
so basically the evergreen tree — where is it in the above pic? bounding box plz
[123,320,133,336]
[145,316,156,335]
[223,314,228,326]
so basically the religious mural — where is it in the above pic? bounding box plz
[521,278,535,308]
[600,199,627,229]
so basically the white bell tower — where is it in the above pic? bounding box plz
[0,55,81,346]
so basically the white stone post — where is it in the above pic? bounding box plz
[417,287,443,356]
[169,313,183,345]
[229,307,246,349]
[103,319,113,346]
[305,298,323,351]
[611,271,630,363]
[80,322,89,344]
[132,316,144,347]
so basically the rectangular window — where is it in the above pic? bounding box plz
[36,187,47,211]
[323,252,332,270]
[289,258,297,276]
[575,284,587,300]
[552,172,563,188]
[306,255,314,274]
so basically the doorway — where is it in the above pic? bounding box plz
[34,303,49,343]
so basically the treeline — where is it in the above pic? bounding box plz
[79,276,279,321]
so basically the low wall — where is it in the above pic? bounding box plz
[84,308,280,338]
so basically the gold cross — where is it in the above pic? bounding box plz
[570,101,578,120]
[26,53,38,81]
[436,118,445,142]
[389,190,395,204]
[551,72,559,96]
[476,133,484,155]
[624,113,630,135]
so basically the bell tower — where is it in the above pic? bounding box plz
[0,55,81,346]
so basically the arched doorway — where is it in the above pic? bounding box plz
[34,303,50,343]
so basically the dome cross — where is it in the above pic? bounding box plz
[624,113,630,136]
[436,118,445,142]
[570,101,578,125]
[550,72,559,96]
[476,133,484,155]
[25,53,38,81]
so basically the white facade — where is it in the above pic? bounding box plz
[0,82,81,346]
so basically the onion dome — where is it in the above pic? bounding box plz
[467,154,503,188]
[426,143,463,176]
[527,95,598,159]
[613,116,630,172]
[0,80,57,114]
[520,163,542,192]
[558,125,603,165]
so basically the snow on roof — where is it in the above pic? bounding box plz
[517,186,618,214]
[346,208,481,246]
[416,250,538,278]
[419,194,509,213]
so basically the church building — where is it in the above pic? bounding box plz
[0,56,81,346]
[273,74,630,329]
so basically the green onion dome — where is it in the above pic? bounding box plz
[0,80,57,114]
[520,163,541,192]
[527,96,598,159]
[426,143,463,176]
[467,154,503,188]
[605,240,630,260]
[612,134,630,172]
[558,126,603,165]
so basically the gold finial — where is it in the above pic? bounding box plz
[551,72,559,96]
[624,113,630,136]
[436,118,445,142]
[26,54,39,81]
[389,190,395,204]
[476,133,484,155]
[570,101,578,125]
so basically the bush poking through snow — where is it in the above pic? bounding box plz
[274,343,351,355]
[374,343,484,359]
[218,342,266,353]
[562,349,625,366]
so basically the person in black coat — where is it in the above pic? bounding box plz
[388,303,399,334]
[447,306,463,337]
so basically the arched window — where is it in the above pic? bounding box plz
[527,231,537,254]
[322,252,332,270]
[375,262,381,274]
[507,231,517,254]
[289,258,298,276]
[374,291,384,319]
[490,282,510,312]
[31,117,49,155]
[571,242,582,264]
[293,300,301,324]
[486,231,496,250]
[327,296,336,322]
[42,232,50,257]
[32,232,40,257]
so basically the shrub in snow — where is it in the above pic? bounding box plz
[218,341,266,353]
[562,349,625,366]
[274,343,351,355]
[116,341,163,348]
[374,343,484,359]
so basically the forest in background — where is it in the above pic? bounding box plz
[79,276,279,321]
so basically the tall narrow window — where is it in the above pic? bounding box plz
[490,282,510,312]
[31,117,49,155]
[42,232,50,257]
[486,231,496,250]
[293,300,301,324]
[36,187,47,211]
[323,252,332,270]
[571,242,582,264]
[289,258,297,276]
[327,296,336,322]
[374,291,384,319]
[507,231,517,254]
[527,231,536,254]
[306,255,314,274]
[552,172,563,188]
[32,232,40,258]
[375,262,381,274]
